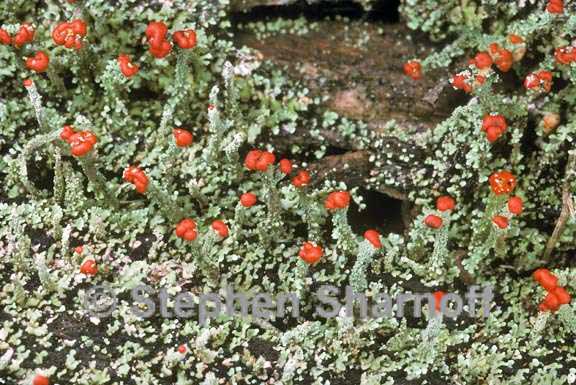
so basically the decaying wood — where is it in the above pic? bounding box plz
[308,150,406,200]
[238,21,461,200]
[543,151,576,261]
[231,0,299,12]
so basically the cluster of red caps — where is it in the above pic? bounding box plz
[118,54,139,78]
[424,195,456,229]
[488,171,523,229]
[175,218,229,241]
[243,149,312,194]
[80,259,98,276]
[533,268,572,312]
[555,45,576,66]
[60,125,98,157]
[1,18,87,74]
[547,0,564,13]
[449,39,522,93]
[123,166,149,194]
[0,23,35,48]
[0,24,47,74]
[325,191,351,210]
[402,0,565,84]
[403,60,422,81]
[6,18,199,80]
[298,190,355,265]
[52,19,87,50]
[121,129,192,194]
[145,21,196,59]
[32,374,50,385]
[524,70,554,93]
[481,114,508,143]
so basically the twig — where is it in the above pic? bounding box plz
[543,151,576,261]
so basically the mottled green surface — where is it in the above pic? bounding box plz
[0,1,575,384]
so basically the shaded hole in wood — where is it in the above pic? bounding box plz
[27,156,55,192]
[231,0,400,24]
[348,187,404,235]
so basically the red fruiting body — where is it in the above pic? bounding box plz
[240,192,257,207]
[552,287,572,305]
[118,54,139,77]
[123,166,149,194]
[482,114,508,143]
[0,28,11,45]
[26,51,50,73]
[489,43,513,72]
[68,131,97,157]
[532,268,558,291]
[291,170,311,188]
[543,113,560,134]
[298,242,323,264]
[12,23,35,48]
[80,259,98,276]
[489,171,516,195]
[244,150,276,171]
[451,73,473,93]
[173,29,197,49]
[60,125,76,142]
[74,245,84,254]
[433,291,446,312]
[173,128,194,147]
[324,191,351,210]
[178,344,187,354]
[436,195,456,212]
[485,126,501,143]
[473,52,493,70]
[52,20,87,50]
[363,229,382,249]
[492,215,509,229]
[149,40,172,58]
[424,214,443,229]
[403,60,422,80]
[507,196,523,215]
[146,21,172,58]
[175,218,198,241]
[524,71,553,93]
[547,0,564,13]
[508,34,524,45]
[32,374,50,385]
[538,302,551,312]
[541,292,561,312]
[146,21,168,42]
[554,46,576,65]
[23,79,33,87]
[211,220,229,238]
[279,159,293,175]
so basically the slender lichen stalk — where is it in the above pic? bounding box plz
[429,215,450,278]
[18,129,61,197]
[147,182,185,221]
[299,191,323,240]
[46,62,68,96]
[470,192,506,246]
[53,147,66,203]
[78,153,119,207]
[24,81,47,132]
[350,240,377,293]
[332,209,356,256]
[543,151,576,260]
[175,50,191,88]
